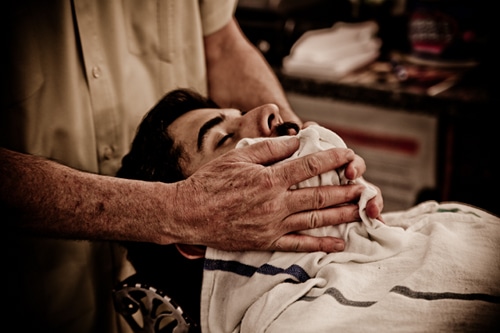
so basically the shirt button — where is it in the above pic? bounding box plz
[92,66,101,78]
[102,145,115,160]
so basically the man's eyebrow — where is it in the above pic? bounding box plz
[197,115,225,151]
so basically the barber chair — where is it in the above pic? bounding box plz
[113,274,200,333]
[113,243,203,333]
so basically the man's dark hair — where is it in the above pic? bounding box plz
[117,88,218,183]
[116,88,217,325]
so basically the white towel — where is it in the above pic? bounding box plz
[200,126,500,333]
[236,125,409,261]
[282,21,381,79]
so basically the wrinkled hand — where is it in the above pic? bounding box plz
[173,137,381,253]
[302,121,384,221]
[343,165,384,222]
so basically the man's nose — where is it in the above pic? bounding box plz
[241,104,282,137]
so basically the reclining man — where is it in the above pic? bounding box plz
[117,89,500,333]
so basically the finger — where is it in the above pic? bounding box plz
[344,154,366,180]
[273,148,356,187]
[366,186,384,219]
[283,203,360,233]
[286,183,364,215]
[369,195,384,217]
[226,136,300,165]
[271,234,346,253]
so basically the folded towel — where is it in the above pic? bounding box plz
[282,21,381,79]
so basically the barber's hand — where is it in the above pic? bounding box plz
[174,137,379,253]
[302,121,384,220]
[344,166,384,221]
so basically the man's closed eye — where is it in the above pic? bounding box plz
[217,133,234,148]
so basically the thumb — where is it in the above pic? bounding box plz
[230,136,300,166]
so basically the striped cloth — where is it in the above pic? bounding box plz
[200,126,500,332]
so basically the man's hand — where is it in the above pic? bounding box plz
[173,136,381,253]
[344,160,384,221]
[302,120,384,221]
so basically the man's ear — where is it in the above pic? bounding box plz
[175,244,206,259]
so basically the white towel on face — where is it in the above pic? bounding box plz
[236,124,408,259]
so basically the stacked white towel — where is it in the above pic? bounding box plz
[282,21,381,79]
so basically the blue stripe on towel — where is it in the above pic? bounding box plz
[204,259,310,282]
[204,259,256,277]
[299,286,500,307]
[390,285,500,303]
[257,264,310,282]
[301,287,377,307]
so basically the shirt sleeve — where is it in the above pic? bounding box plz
[200,0,237,36]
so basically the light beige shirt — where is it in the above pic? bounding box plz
[3,0,235,175]
[3,1,236,332]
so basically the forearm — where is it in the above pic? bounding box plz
[205,18,302,125]
[1,140,375,253]
[1,147,181,244]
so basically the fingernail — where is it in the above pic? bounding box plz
[351,167,358,179]
[334,241,345,251]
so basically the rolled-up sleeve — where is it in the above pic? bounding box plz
[200,0,237,36]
